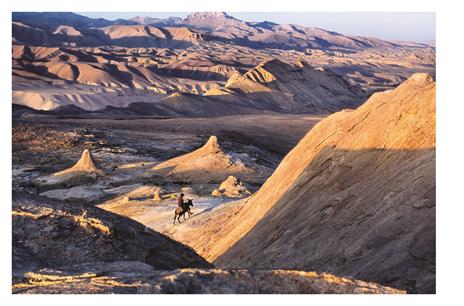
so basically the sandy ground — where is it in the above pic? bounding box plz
[98,194,237,234]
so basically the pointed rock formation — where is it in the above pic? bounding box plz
[176,73,436,293]
[153,190,162,202]
[198,135,222,154]
[211,176,252,198]
[35,149,104,190]
[151,136,272,183]
[54,149,103,177]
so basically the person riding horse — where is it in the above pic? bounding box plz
[173,193,194,224]
[177,193,185,208]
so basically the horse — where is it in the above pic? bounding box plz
[173,199,194,224]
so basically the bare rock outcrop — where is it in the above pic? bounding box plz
[35,149,104,190]
[12,193,211,281]
[151,136,272,183]
[13,262,404,294]
[177,73,436,293]
[39,185,105,203]
[55,149,103,175]
[211,175,251,198]
[97,185,167,215]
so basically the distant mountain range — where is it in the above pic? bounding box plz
[12,12,432,51]
[11,12,435,117]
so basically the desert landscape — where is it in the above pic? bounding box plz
[12,12,435,294]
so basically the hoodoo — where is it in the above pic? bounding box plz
[35,149,104,190]
[54,149,103,177]
[211,175,252,198]
[151,136,272,183]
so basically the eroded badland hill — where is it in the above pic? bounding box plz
[12,12,435,294]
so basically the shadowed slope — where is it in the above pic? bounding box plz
[12,193,212,282]
[175,73,435,293]
[225,58,361,113]
[14,264,404,294]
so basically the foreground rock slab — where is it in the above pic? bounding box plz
[12,194,211,280]
[13,261,404,294]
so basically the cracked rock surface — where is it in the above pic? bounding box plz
[174,74,435,293]
[12,193,212,284]
[13,261,404,294]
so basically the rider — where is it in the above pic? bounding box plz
[177,193,185,208]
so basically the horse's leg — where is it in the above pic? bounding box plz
[177,214,181,223]
[173,213,177,224]
[183,212,187,220]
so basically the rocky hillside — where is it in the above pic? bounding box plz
[12,193,211,283]
[14,263,404,294]
[174,73,436,293]
[225,58,361,113]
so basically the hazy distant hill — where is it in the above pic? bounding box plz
[13,12,431,51]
